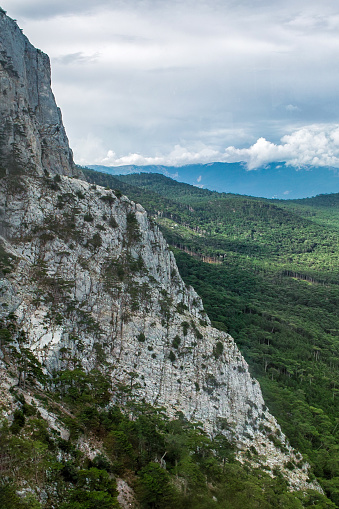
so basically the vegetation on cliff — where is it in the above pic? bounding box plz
[0,315,334,508]
[84,168,339,506]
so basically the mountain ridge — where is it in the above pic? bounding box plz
[87,162,339,199]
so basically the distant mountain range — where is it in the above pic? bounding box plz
[87,162,339,199]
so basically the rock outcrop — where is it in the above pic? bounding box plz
[0,9,79,177]
[0,10,319,494]
[0,172,316,490]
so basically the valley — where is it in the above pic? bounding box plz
[85,169,339,506]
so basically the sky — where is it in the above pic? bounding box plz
[4,0,339,168]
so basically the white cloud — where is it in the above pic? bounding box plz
[54,52,100,65]
[197,175,202,182]
[285,104,301,112]
[91,125,339,169]
[72,135,108,166]
[99,145,220,167]
[221,125,339,169]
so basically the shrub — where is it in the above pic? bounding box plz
[100,194,115,205]
[126,212,140,242]
[169,351,176,363]
[181,321,189,336]
[87,233,102,249]
[213,341,224,359]
[137,333,146,343]
[109,217,118,228]
[172,335,181,349]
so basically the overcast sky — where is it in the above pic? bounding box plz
[4,0,339,168]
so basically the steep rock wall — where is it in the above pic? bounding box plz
[0,10,78,177]
[0,173,316,490]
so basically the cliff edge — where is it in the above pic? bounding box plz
[0,9,79,177]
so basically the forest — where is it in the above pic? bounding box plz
[84,168,339,506]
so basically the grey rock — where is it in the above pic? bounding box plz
[0,11,80,177]
[0,174,319,491]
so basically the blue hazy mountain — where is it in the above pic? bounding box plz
[87,162,339,199]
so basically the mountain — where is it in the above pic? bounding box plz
[84,168,339,506]
[0,10,333,508]
[87,162,339,199]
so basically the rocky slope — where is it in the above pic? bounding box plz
[0,171,317,490]
[0,9,318,496]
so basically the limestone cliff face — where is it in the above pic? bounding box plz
[0,10,78,177]
[0,173,314,489]
[0,11,317,492]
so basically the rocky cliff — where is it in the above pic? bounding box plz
[0,172,317,490]
[0,9,318,497]
[0,9,79,177]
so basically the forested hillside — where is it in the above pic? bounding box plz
[84,168,339,506]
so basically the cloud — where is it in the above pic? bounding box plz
[6,1,339,166]
[99,145,220,167]
[222,125,339,169]
[285,104,301,112]
[197,175,202,182]
[89,125,339,169]
[5,0,113,19]
[72,135,108,166]
[55,52,100,65]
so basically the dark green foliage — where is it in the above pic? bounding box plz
[104,259,125,284]
[91,454,112,472]
[213,341,224,359]
[172,335,181,349]
[0,355,333,509]
[59,468,118,509]
[126,211,141,241]
[0,318,46,388]
[0,241,16,274]
[137,462,176,508]
[56,192,75,209]
[0,327,12,347]
[53,368,111,407]
[108,216,118,228]
[191,321,203,340]
[43,212,81,243]
[169,350,176,362]
[100,194,116,205]
[128,253,145,272]
[10,409,25,434]
[75,190,85,199]
[87,232,102,249]
[84,213,94,222]
[181,321,189,336]
[159,294,173,322]
[0,482,41,508]
[137,332,146,342]
[176,301,188,314]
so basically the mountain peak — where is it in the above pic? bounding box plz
[0,10,80,178]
